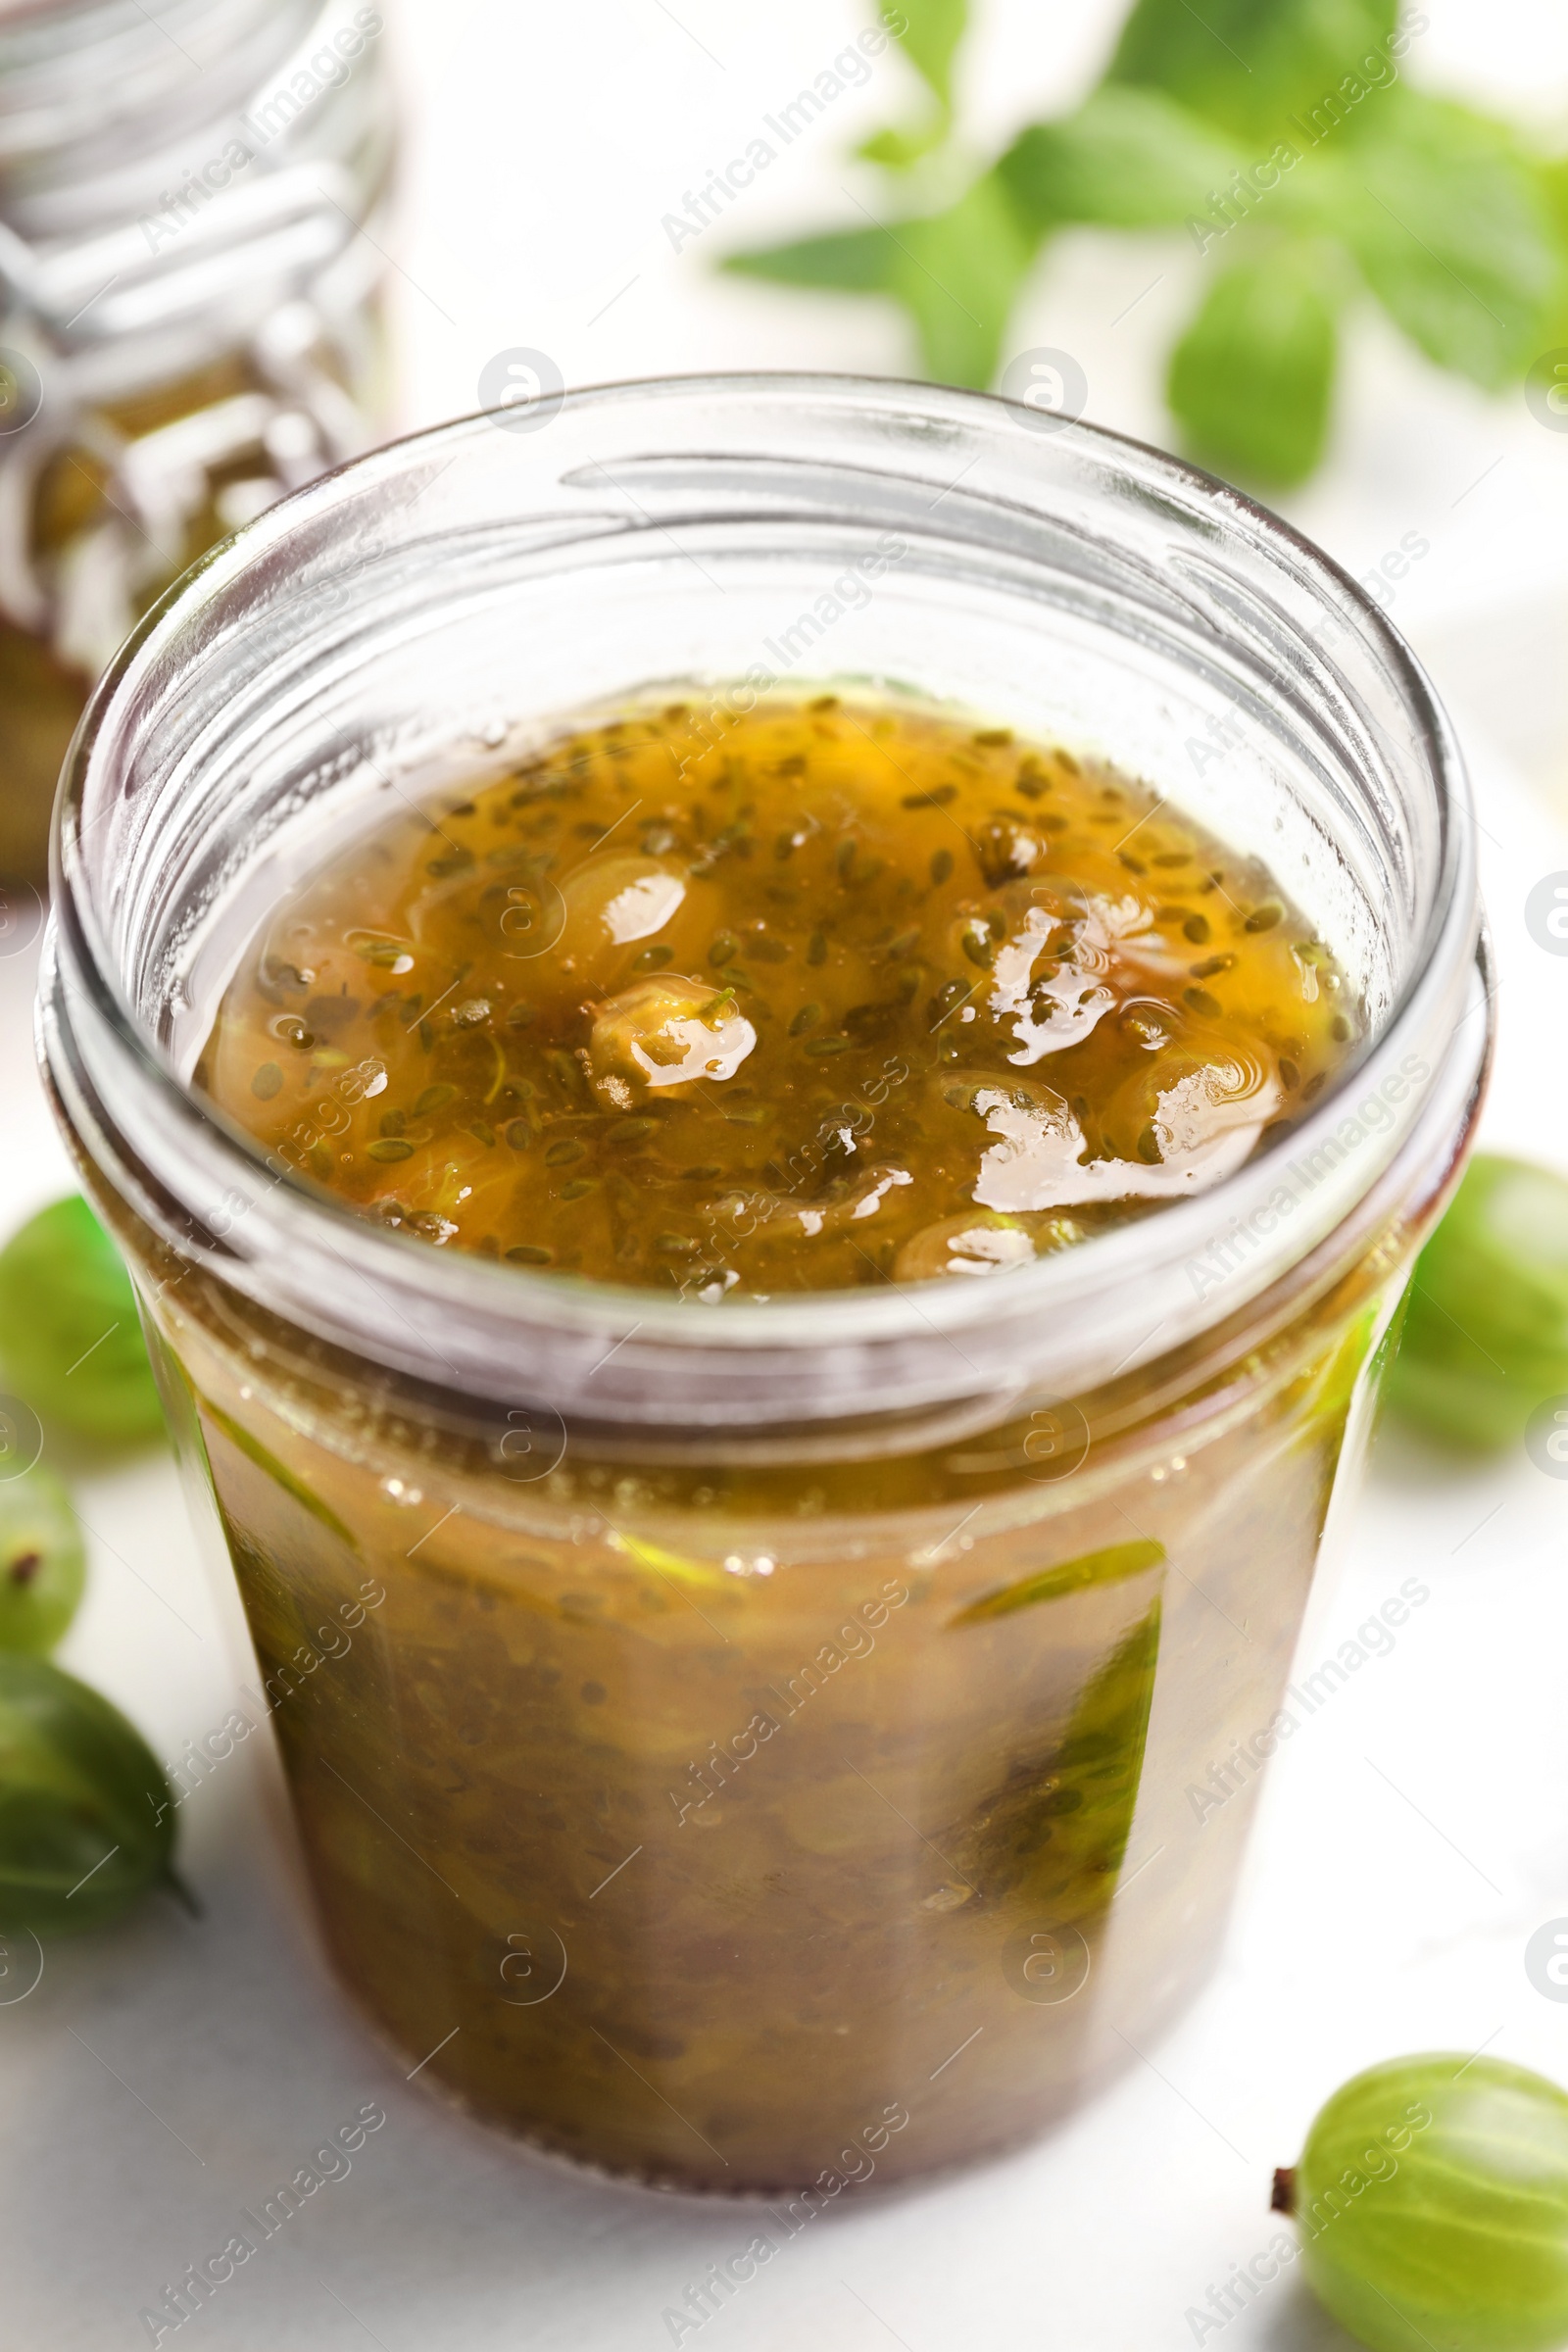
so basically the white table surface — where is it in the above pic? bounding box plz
[4,3,1568,2345]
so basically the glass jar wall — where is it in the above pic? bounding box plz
[0,0,394,885]
[123,1184,1445,2191]
[40,379,1489,2190]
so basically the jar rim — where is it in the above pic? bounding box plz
[41,371,1488,1430]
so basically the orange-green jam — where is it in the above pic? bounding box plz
[198,694,1356,1292]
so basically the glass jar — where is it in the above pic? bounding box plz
[0,0,394,888]
[39,376,1488,2194]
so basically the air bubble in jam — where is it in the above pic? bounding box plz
[198,693,1358,1294]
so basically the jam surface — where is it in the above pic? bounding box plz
[199,694,1356,1293]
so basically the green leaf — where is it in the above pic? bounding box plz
[951,1537,1164,1625]
[892,173,1040,385]
[1317,88,1562,387]
[722,222,899,294]
[724,172,1040,389]
[1107,0,1397,145]
[856,122,949,170]
[997,85,1242,231]
[890,0,968,111]
[1538,151,1568,252]
[609,1531,731,1591]
[1529,153,1568,350]
[1167,241,1341,485]
[201,1397,360,1551]
[947,1598,1163,1918]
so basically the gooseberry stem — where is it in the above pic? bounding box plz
[1271,2165,1298,2217]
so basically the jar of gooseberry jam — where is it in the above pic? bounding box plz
[40,377,1488,2193]
[0,0,393,888]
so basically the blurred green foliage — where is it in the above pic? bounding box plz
[723,0,1567,487]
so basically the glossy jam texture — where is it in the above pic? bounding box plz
[199,695,1357,1293]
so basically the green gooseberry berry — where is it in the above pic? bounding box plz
[1386,1153,1568,1447]
[0,1197,165,1446]
[0,1653,185,1936]
[1275,2052,1568,2352]
[0,1466,85,1653]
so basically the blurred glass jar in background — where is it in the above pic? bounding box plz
[0,0,394,885]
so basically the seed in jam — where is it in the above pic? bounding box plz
[199,694,1357,1293]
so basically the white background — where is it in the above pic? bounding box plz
[3,2,1568,2344]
